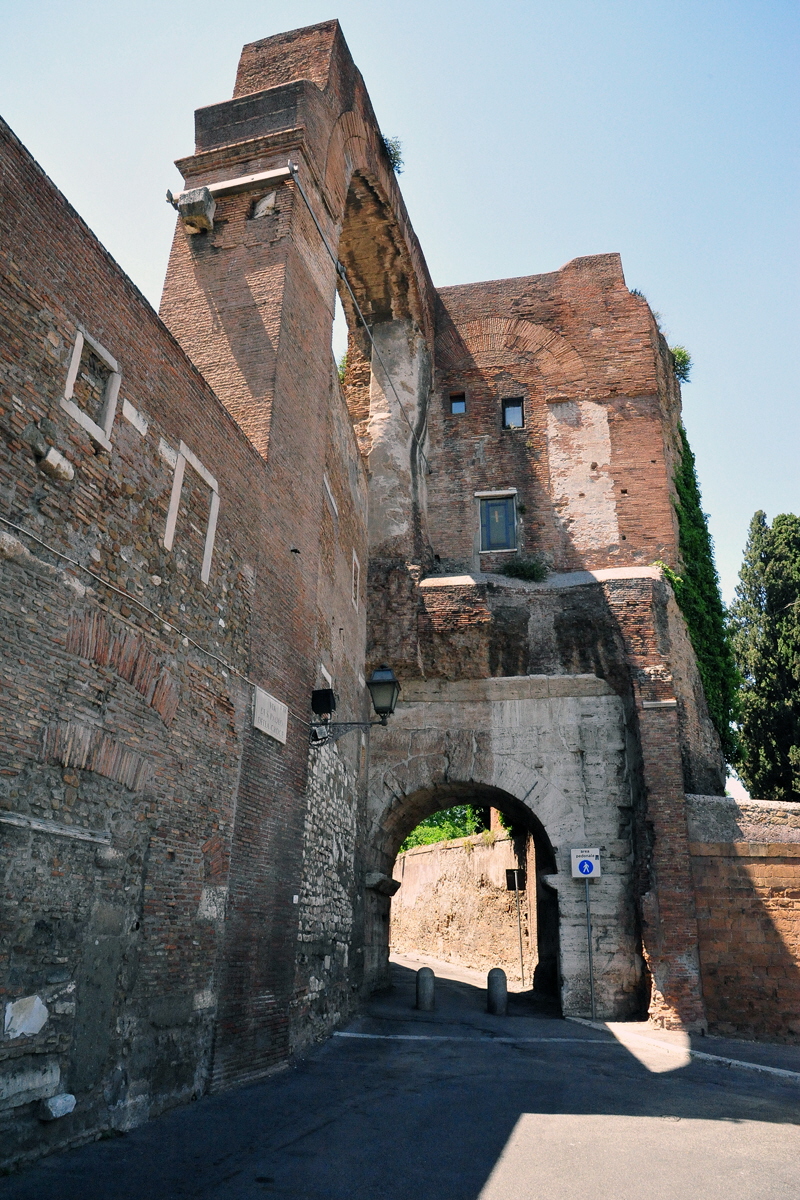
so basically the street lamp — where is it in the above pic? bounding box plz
[310,665,401,745]
[365,665,401,725]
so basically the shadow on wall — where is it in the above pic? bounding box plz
[691,846,800,1042]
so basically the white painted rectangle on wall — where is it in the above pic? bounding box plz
[253,687,288,744]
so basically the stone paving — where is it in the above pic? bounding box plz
[1,958,798,1199]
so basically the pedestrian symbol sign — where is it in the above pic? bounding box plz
[571,848,601,878]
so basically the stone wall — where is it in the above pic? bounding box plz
[390,834,536,984]
[0,88,369,1164]
[687,795,800,1041]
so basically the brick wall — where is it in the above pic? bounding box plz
[687,796,800,1041]
[0,93,369,1164]
[428,257,683,577]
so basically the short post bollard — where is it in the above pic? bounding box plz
[487,967,508,1015]
[416,966,435,1011]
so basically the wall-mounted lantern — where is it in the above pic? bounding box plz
[365,666,401,725]
[311,666,401,746]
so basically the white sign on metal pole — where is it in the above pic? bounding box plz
[253,687,288,744]
[571,848,601,878]
[571,848,601,1020]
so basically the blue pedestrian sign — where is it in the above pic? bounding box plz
[571,848,601,878]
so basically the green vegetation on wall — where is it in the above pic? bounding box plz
[664,425,738,759]
[382,135,403,174]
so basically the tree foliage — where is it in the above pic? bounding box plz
[670,425,738,759]
[729,511,800,800]
[400,805,488,852]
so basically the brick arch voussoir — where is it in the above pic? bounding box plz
[435,316,589,396]
[323,111,432,336]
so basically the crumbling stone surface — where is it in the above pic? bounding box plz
[391,834,537,984]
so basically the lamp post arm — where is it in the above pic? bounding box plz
[310,718,387,746]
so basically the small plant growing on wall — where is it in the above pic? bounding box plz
[498,557,548,582]
[382,136,403,173]
[670,345,692,383]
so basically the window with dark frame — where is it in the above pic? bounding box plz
[502,397,524,428]
[449,393,466,414]
[480,495,517,552]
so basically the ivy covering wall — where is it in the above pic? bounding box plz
[667,425,738,760]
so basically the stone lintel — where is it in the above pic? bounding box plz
[419,565,663,592]
[175,129,306,181]
[399,674,614,705]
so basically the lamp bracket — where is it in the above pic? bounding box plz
[310,718,386,746]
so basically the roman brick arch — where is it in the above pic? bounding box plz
[435,316,589,397]
[363,676,645,1021]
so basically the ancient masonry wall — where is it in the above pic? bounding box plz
[429,259,683,578]
[0,108,367,1165]
[390,834,536,985]
[687,795,800,1041]
[366,675,642,1020]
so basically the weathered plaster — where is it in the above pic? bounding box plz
[546,399,619,554]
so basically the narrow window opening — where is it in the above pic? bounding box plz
[449,393,466,415]
[352,550,360,610]
[502,398,524,429]
[480,496,517,552]
[74,346,112,426]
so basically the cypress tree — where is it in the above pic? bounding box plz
[671,425,738,759]
[729,511,800,799]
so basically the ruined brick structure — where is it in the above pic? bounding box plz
[1,18,798,1170]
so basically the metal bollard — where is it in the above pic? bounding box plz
[487,967,508,1015]
[416,966,435,1011]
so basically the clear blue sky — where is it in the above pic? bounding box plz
[1,0,797,601]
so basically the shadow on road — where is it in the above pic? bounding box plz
[1,961,798,1200]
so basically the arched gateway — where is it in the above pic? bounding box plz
[364,675,641,1019]
[160,20,719,1037]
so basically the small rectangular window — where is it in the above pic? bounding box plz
[449,393,466,414]
[480,496,517,552]
[502,398,524,429]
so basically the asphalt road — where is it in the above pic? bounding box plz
[2,957,799,1200]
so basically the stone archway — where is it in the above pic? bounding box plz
[363,674,644,1021]
[376,781,562,1005]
